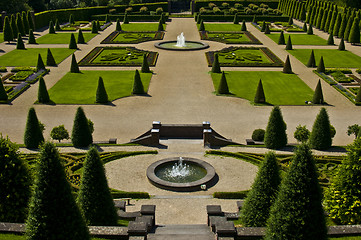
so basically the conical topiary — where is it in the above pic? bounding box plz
[278,31,285,45]
[217,71,229,94]
[28,29,36,44]
[16,33,25,49]
[27,11,34,31]
[307,50,316,67]
[132,69,145,94]
[0,79,8,101]
[355,87,361,104]
[338,37,345,50]
[343,16,354,41]
[264,23,271,34]
[22,11,29,35]
[70,54,80,73]
[3,16,13,43]
[91,20,98,34]
[69,33,77,49]
[49,20,55,34]
[95,77,108,104]
[25,142,90,240]
[37,77,50,103]
[55,19,61,31]
[36,53,46,71]
[303,22,308,32]
[105,14,110,23]
[283,55,293,74]
[157,20,164,31]
[141,54,150,73]
[288,16,293,25]
[123,13,129,24]
[77,29,85,44]
[317,56,325,72]
[46,48,56,66]
[333,12,342,36]
[307,23,314,34]
[116,18,122,31]
[252,15,256,23]
[312,79,324,104]
[327,32,334,45]
[233,14,239,24]
[211,53,221,73]
[199,20,205,31]
[11,15,18,39]
[24,107,44,149]
[240,151,281,227]
[348,17,360,45]
[261,20,266,32]
[309,107,332,150]
[16,14,25,36]
[241,19,247,31]
[69,14,75,24]
[285,35,292,50]
[96,20,101,31]
[71,107,93,147]
[264,106,287,149]
[254,79,266,103]
[77,147,118,226]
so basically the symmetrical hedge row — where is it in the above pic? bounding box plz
[92,14,169,22]
[196,15,289,22]
[193,0,279,12]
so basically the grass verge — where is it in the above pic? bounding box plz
[267,33,328,45]
[36,33,97,44]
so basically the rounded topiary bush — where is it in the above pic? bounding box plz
[252,129,265,141]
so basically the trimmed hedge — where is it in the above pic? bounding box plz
[194,15,289,22]
[194,0,279,12]
[92,14,169,22]
[213,190,249,199]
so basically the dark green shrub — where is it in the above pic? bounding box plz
[264,106,287,149]
[265,144,327,240]
[77,147,118,226]
[285,36,292,50]
[348,17,360,44]
[37,53,46,71]
[252,15,256,23]
[22,11,29,35]
[278,31,285,45]
[24,107,44,149]
[307,49,316,67]
[213,190,249,199]
[28,29,36,44]
[157,20,164,31]
[91,20,98,34]
[96,77,108,104]
[71,107,93,148]
[132,69,145,94]
[0,80,8,101]
[241,19,247,31]
[317,56,325,73]
[116,18,122,31]
[264,23,270,34]
[123,13,129,24]
[343,15,354,41]
[55,19,61,31]
[11,15,18,40]
[141,54,150,73]
[261,20,266,32]
[38,77,50,103]
[302,22,308,32]
[16,33,25,50]
[211,53,221,73]
[27,11,35,32]
[356,87,361,104]
[49,20,55,34]
[254,79,266,103]
[69,14,75,24]
[16,14,25,36]
[327,32,334,45]
[294,125,310,143]
[96,20,101,31]
[309,107,332,150]
[338,37,345,50]
[333,12,342,36]
[233,14,239,24]
[25,142,90,240]
[197,14,202,24]
[283,55,292,74]
[252,129,265,141]
[77,29,85,44]
[0,135,31,223]
[338,14,347,38]
[50,125,69,142]
[316,8,323,29]
[69,33,78,49]
[46,48,56,66]
[105,14,110,23]
[3,16,13,43]
[346,124,360,138]
[199,20,205,31]
[312,79,324,104]
[241,151,281,227]
[288,16,293,25]
[307,23,313,34]
[217,71,229,94]
[70,54,80,73]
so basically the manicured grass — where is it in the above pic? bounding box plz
[0,33,4,43]
[199,23,243,32]
[36,33,97,44]
[218,49,272,64]
[267,33,328,45]
[113,32,158,42]
[330,237,361,240]
[211,71,314,105]
[48,71,152,104]
[204,32,253,43]
[0,234,111,240]
[0,48,76,67]
[288,49,361,68]
[120,23,166,32]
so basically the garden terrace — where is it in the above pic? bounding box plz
[78,47,158,67]
[267,33,328,45]
[200,31,261,44]
[119,23,167,32]
[36,32,98,44]
[101,31,164,44]
[206,47,283,67]
[47,71,153,104]
[210,71,314,105]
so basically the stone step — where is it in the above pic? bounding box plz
[148,224,215,240]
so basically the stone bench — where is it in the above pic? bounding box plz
[207,205,224,225]
[216,221,236,237]
[135,215,154,231]
[127,221,148,236]
[114,200,126,211]
[209,216,227,232]
[117,210,141,220]
[89,226,128,239]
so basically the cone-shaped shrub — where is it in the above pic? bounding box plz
[254,79,266,103]
[123,13,129,24]
[283,55,293,74]
[309,107,332,150]
[261,20,266,32]
[71,107,93,147]
[157,20,164,31]
[264,106,287,149]
[25,142,90,239]
[55,19,61,31]
[46,48,56,66]
[69,33,77,49]
[16,14,25,36]
[105,14,110,23]
[16,33,25,49]
[199,20,205,31]
[97,20,101,31]
[317,56,325,72]
[302,22,308,32]
[91,20,98,34]
[24,107,44,149]
[77,147,118,226]
[77,29,85,44]
[338,37,345,50]
[95,77,108,103]
[36,53,46,71]
[240,151,281,227]
[48,20,55,34]
[344,16,354,41]
[312,79,324,104]
[22,11,29,34]
[132,70,145,94]
[37,77,50,103]
[252,15,256,23]
[0,135,31,223]
[278,31,285,45]
[338,14,347,38]
[285,35,292,50]
[217,71,229,94]
[288,16,293,25]
[307,50,316,67]
[241,19,247,31]
[70,54,80,73]
[233,14,239,24]
[265,144,327,240]
[349,17,360,44]
[11,15,18,39]
[0,80,8,101]
[307,23,314,34]
[69,14,75,24]
[327,31,334,45]
[333,12,342,36]
[3,16,13,43]
[211,53,221,73]
[28,29,36,44]
[27,11,34,31]
[264,23,270,34]
[116,18,122,31]
[355,87,361,104]
[141,54,150,73]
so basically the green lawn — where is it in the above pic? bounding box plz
[267,33,328,45]
[48,71,152,104]
[113,32,158,42]
[288,49,361,68]
[36,33,97,44]
[0,48,76,67]
[120,23,166,32]
[0,33,4,43]
[199,23,243,32]
[211,71,314,105]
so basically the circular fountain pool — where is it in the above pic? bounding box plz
[147,157,216,191]
[155,41,209,51]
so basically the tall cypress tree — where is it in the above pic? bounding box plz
[285,35,293,50]
[349,17,360,44]
[324,10,332,32]
[11,15,18,39]
[315,8,324,29]
[77,29,85,44]
[28,29,36,44]
[132,69,145,94]
[16,13,25,36]
[3,16,13,43]
[264,106,287,149]
[338,13,347,38]
[278,31,285,45]
[333,12,342,36]
[70,54,80,73]
[141,54,150,73]
[320,8,328,30]
[16,33,25,49]
[27,11,35,31]
[283,55,293,74]
[77,147,118,226]
[38,77,50,104]
[265,144,327,240]
[309,107,332,150]
[22,11,29,35]
[24,107,44,149]
[302,22,308,32]
[307,50,316,67]
[46,48,56,66]
[25,142,90,240]
[240,151,281,227]
[71,107,93,148]
[344,15,354,41]
[0,78,8,101]
[254,79,266,103]
[217,71,229,94]
[95,77,109,103]
[317,56,325,73]
[312,79,324,104]
[37,53,46,71]
[211,53,221,73]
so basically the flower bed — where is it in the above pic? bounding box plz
[101,31,164,44]
[199,31,261,44]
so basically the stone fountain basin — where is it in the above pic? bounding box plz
[154,41,209,51]
[147,157,216,192]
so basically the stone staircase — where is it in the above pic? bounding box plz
[147,224,216,240]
